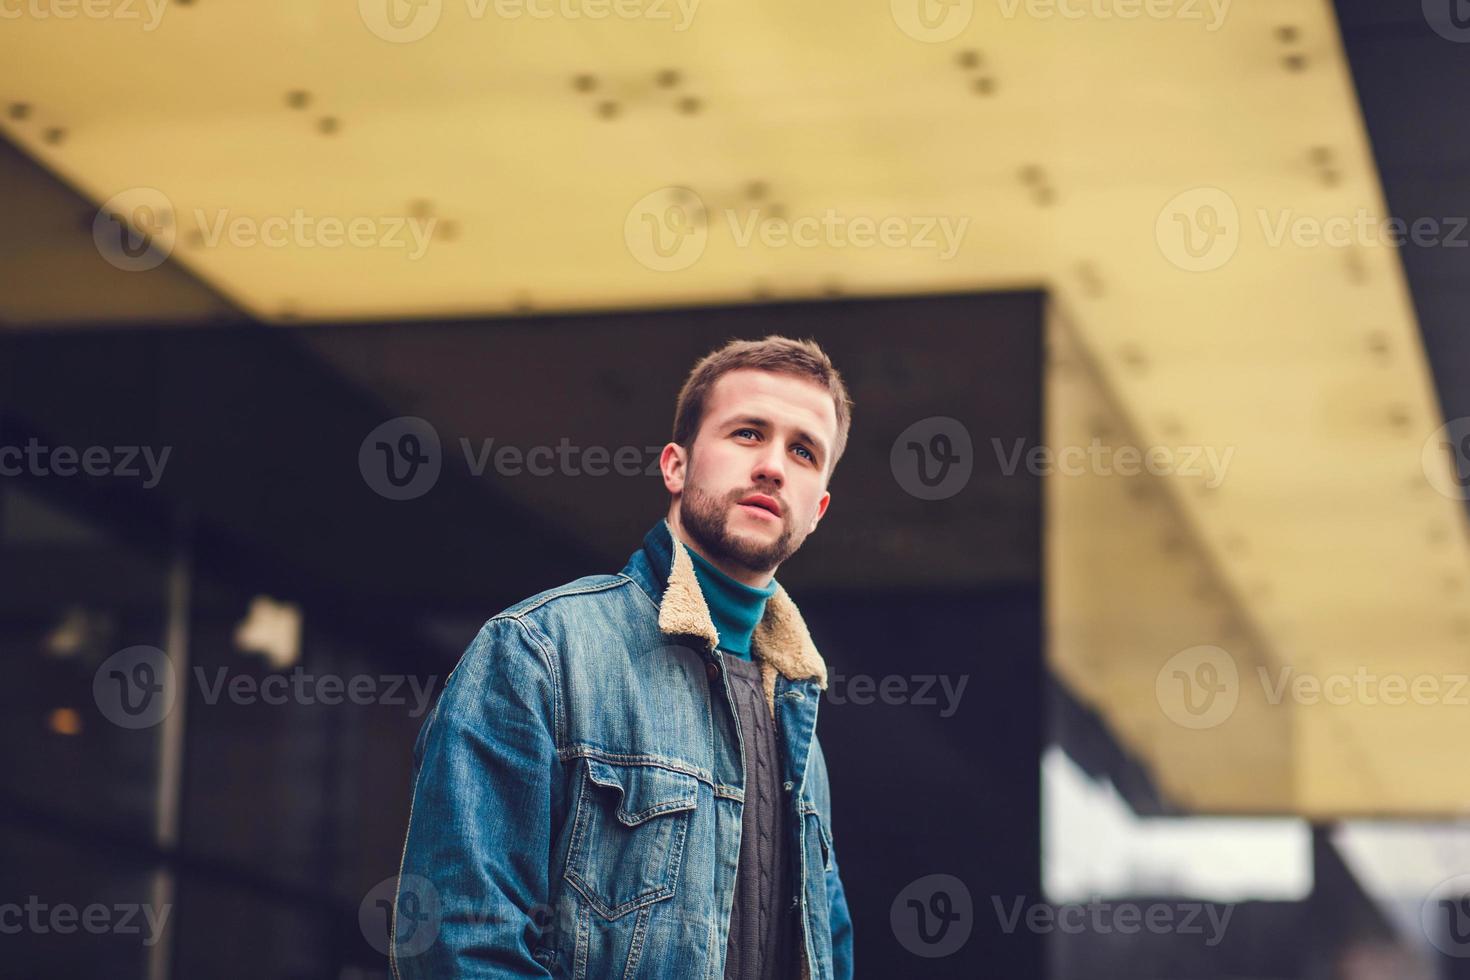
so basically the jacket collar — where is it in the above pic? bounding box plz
[635,519,829,692]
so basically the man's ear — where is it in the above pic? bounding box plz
[659,442,687,495]
[808,490,831,533]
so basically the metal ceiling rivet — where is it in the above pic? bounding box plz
[956,49,982,69]
[972,77,996,96]
[597,100,619,119]
[746,181,768,200]
[286,90,311,109]
[656,69,681,88]
[1367,331,1389,358]
[677,96,701,115]
[43,127,65,145]
[317,116,340,135]
[767,202,787,220]
[436,220,459,242]
[1019,164,1044,184]
[7,102,30,121]
[1283,54,1307,72]
[1275,25,1299,44]
[1119,343,1146,371]
[1309,146,1332,165]
[573,73,597,93]
[409,199,433,219]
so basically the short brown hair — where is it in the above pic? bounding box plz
[672,335,854,476]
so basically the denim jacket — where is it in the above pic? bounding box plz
[392,519,853,980]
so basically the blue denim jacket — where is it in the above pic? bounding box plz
[392,520,853,980]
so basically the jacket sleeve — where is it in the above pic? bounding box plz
[392,615,563,979]
[828,843,854,980]
[811,737,853,980]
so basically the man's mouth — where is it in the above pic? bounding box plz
[736,493,782,520]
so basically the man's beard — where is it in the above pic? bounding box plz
[679,473,804,575]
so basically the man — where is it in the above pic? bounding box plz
[392,335,854,979]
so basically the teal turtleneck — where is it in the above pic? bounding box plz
[681,541,778,660]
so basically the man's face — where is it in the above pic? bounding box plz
[668,368,836,577]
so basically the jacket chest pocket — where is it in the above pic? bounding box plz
[563,758,698,920]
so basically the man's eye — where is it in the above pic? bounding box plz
[793,445,815,462]
[734,428,760,440]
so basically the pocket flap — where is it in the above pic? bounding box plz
[585,760,698,826]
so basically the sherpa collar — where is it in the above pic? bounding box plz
[651,519,829,713]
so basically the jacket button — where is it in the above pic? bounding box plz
[706,661,720,681]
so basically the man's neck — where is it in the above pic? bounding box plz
[666,511,777,588]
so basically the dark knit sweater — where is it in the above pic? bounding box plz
[721,652,801,980]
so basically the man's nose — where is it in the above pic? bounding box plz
[751,447,785,488]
